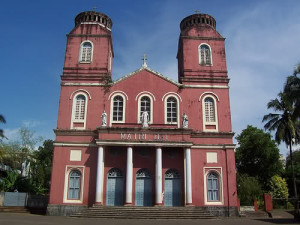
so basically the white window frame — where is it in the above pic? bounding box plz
[203,167,223,205]
[198,43,213,66]
[79,40,94,63]
[164,95,180,127]
[110,93,126,125]
[71,92,88,130]
[63,166,85,204]
[202,94,218,132]
[137,94,153,124]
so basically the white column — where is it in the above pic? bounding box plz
[95,146,104,204]
[155,147,163,205]
[125,146,133,205]
[185,148,193,205]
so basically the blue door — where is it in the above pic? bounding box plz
[135,169,152,206]
[106,168,123,206]
[164,169,181,206]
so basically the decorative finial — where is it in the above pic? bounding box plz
[93,6,97,11]
[195,10,200,14]
[142,54,148,68]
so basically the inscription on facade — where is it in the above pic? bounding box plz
[120,133,168,141]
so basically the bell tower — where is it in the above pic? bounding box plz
[177,13,229,86]
[62,11,113,83]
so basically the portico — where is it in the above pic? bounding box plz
[94,134,193,207]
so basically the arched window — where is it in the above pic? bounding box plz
[201,93,218,132]
[207,172,219,201]
[199,44,212,65]
[166,97,178,123]
[71,93,88,129]
[113,95,124,122]
[75,95,86,120]
[139,96,151,122]
[68,170,81,200]
[204,97,215,123]
[80,41,93,62]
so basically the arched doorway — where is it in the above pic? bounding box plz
[164,169,181,206]
[135,168,152,206]
[106,168,123,206]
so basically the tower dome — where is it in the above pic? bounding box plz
[180,13,216,31]
[75,11,113,29]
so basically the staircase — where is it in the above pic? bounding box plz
[71,205,215,219]
[0,206,29,213]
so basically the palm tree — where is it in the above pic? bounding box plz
[285,64,300,118]
[0,114,5,139]
[262,92,299,198]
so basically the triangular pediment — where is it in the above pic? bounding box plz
[113,67,180,87]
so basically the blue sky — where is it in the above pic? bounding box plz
[1,0,300,155]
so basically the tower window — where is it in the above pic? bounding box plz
[71,93,88,129]
[199,44,212,65]
[74,95,86,120]
[80,41,93,63]
[201,94,218,132]
[204,97,215,122]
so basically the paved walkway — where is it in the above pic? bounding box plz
[0,213,298,225]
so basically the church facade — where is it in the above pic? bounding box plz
[47,10,238,216]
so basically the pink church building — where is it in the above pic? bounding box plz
[47,10,238,217]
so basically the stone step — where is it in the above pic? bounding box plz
[71,206,215,219]
[0,206,29,213]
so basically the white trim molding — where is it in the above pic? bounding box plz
[63,165,85,204]
[135,91,156,101]
[199,92,219,102]
[203,167,224,206]
[108,90,129,100]
[70,89,92,100]
[161,92,182,102]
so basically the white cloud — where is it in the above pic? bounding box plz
[221,2,300,155]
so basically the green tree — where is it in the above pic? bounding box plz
[284,63,300,118]
[268,175,289,199]
[236,125,283,189]
[262,92,299,198]
[29,140,53,194]
[237,173,262,205]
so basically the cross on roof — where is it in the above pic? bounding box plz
[93,6,97,11]
[142,54,148,68]
[195,10,200,14]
